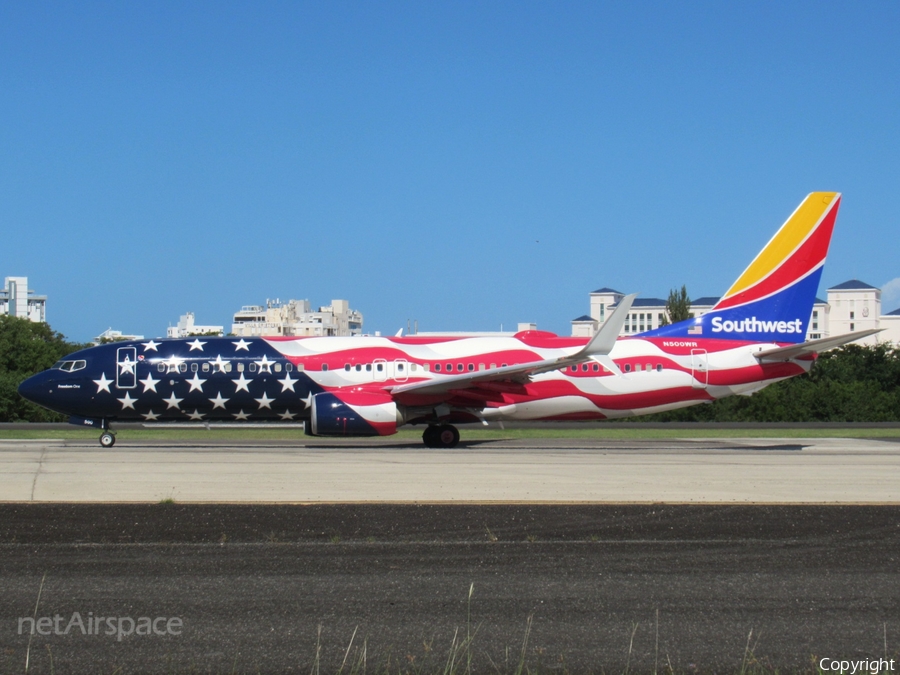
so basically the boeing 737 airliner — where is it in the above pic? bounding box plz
[19,192,877,448]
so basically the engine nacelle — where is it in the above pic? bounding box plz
[309,392,399,436]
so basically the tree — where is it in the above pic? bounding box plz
[634,343,900,423]
[0,316,88,422]
[662,285,692,325]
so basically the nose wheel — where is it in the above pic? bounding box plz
[423,424,460,448]
[99,431,116,448]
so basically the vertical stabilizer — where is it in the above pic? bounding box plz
[641,192,841,344]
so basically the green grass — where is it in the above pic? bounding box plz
[0,425,897,442]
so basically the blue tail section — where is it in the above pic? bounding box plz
[640,192,840,344]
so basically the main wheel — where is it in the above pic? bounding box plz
[422,425,439,448]
[99,432,116,448]
[435,424,460,448]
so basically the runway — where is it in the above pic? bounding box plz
[2,436,900,502]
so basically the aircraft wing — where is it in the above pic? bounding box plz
[754,328,882,362]
[389,294,637,397]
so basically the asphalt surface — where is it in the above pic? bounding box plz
[6,436,900,502]
[3,504,900,673]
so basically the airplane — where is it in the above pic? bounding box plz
[18,192,879,448]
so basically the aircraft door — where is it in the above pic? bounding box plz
[690,349,708,389]
[116,346,137,389]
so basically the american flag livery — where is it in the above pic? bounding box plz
[18,192,878,448]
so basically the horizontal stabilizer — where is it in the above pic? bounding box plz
[754,329,882,362]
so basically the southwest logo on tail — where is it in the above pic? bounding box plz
[644,192,841,343]
[18,191,879,448]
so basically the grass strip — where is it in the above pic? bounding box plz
[0,426,898,441]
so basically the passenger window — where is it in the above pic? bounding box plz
[365,364,371,372]
[397,363,404,372]
[225,364,232,372]
[344,364,351,371]
[624,364,632,373]
[435,364,441,372]
[645,364,651,371]
[296,364,304,372]
[237,363,244,372]
[592,364,599,372]
[423,364,430,372]
[635,364,642,372]
[285,363,293,372]
[478,364,485,371]
[457,364,464,372]
[191,363,198,373]
[376,364,383,372]
[656,364,663,372]
[571,366,578,373]
[157,363,166,373]
[410,363,417,372]
[249,363,257,373]
[355,364,362,372]
[582,364,588,372]
[274,363,282,372]
[179,363,187,373]
[322,364,329,371]
[490,363,496,369]
[202,363,210,372]
[467,364,474,372]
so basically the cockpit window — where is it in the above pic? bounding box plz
[54,360,87,372]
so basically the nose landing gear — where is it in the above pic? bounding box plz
[422,424,460,448]
[98,419,116,447]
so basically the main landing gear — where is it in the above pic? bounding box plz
[422,424,460,449]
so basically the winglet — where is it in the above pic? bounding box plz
[568,293,635,376]
[581,293,636,356]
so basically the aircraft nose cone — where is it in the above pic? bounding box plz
[17,372,53,406]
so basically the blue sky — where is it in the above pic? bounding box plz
[1,2,898,342]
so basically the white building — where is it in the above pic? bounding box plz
[823,280,883,344]
[0,277,47,322]
[93,328,145,345]
[881,308,900,345]
[167,312,224,338]
[572,280,896,345]
[231,299,363,337]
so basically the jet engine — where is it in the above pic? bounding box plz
[308,391,400,436]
